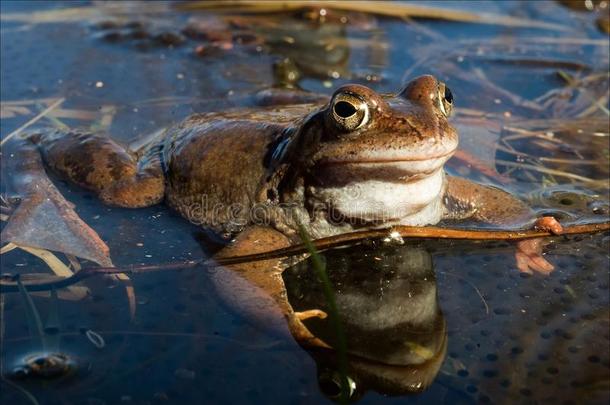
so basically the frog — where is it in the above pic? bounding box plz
[1,75,560,274]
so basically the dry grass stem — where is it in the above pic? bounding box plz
[15,245,75,278]
[0,243,18,255]
[1,98,65,147]
[495,160,601,183]
[1,242,90,300]
[177,1,568,31]
[538,157,600,165]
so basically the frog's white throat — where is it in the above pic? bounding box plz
[310,169,446,226]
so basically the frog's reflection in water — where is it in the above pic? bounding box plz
[210,240,446,401]
[283,243,447,400]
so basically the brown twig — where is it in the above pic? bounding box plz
[212,221,610,266]
[1,221,608,293]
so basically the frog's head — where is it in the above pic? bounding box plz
[315,75,457,175]
[271,75,458,225]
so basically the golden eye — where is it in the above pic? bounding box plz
[331,93,369,131]
[437,82,453,117]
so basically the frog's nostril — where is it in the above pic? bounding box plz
[334,101,357,118]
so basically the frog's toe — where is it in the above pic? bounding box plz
[295,309,328,322]
[515,239,555,275]
[534,216,564,235]
[515,251,554,275]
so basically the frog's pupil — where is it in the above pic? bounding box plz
[319,375,342,398]
[334,101,357,118]
[444,87,453,104]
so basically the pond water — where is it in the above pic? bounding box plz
[1,1,609,404]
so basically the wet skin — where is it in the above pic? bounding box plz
[7,75,557,272]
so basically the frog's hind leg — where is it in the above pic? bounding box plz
[1,132,113,266]
[37,129,165,208]
[1,128,163,266]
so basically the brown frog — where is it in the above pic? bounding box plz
[2,75,558,273]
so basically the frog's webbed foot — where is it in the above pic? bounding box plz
[515,238,554,275]
[514,216,563,275]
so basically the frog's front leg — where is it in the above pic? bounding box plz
[211,226,329,348]
[443,176,561,274]
[37,129,165,208]
[443,176,532,225]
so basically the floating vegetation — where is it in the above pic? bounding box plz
[176,1,569,31]
[496,115,609,188]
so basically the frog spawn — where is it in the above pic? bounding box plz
[530,187,610,222]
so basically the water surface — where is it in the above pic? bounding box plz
[1,1,608,404]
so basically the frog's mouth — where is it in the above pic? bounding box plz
[315,152,454,186]
[316,139,457,173]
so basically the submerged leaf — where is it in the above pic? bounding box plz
[1,194,113,267]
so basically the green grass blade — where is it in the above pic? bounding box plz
[16,277,47,352]
[45,288,61,352]
[297,224,349,405]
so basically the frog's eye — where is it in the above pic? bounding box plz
[331,93,369,131]
[437,82,453,117]
[318,369,357,400]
